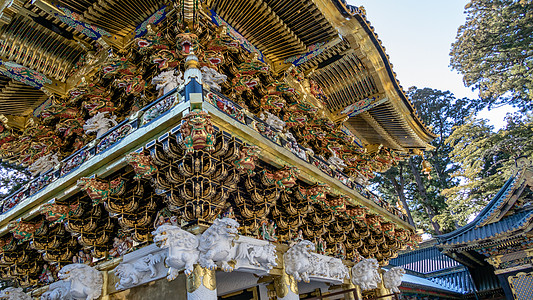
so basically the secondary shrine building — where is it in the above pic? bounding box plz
[0,0,437,299]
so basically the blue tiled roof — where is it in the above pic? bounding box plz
[430,270,476,294]
[390,246,461,274]
[401,273,467,294]
[441,209,533,246]
[437,174,533,246]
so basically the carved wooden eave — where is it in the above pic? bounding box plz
[0,0,435,151]
[0,1,428,288]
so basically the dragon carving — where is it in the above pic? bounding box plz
[180,110,215,154]
[77,177,125,205]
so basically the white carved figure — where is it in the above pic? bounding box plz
[201,66,227,91]
[383,267,405,293]
[284,240,315,282]
[152,218,240,280]
[0,287,31,300]
[83,112,118,138]
[28,152,60,176]
[198,217,240,272]
[259,111,285,131]
[152,224,199,280]
[328,155,347,171]
[40,281,71,300]
[114,253,164,289]
[151,69,184,97]
[56,263,103,300]
[309,254,329,278]
[327,257,350,280]
[235,242,278,271]
[351,258,381,291]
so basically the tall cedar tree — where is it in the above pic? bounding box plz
[450,0,533,110]
[371,87,478,234]
[443,113,533,226]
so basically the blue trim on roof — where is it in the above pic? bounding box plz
[441,209,533,246]
[390,246,462,274]
[437,175,518,244]
[401,273,467,294]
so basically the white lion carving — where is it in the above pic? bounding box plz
[56,263,103,300]
[114,253,164,289]
[259,111,285,131]
[28,152,60,176]
[152,218,240,280]
[40,281,71,300]
[284,240,315,282]
[152,224,199,280]
[201,66,227,91]
[0,287,31,300]
[198,217,240,272]
[351,258,381,291]
[235,242,277,271]
[383,267,405,293]
[327,257,350,280]
[83,112,118,138]
[152,69,184,97]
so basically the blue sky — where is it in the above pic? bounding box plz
[350,0,515,129]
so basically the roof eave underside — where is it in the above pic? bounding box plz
[0,0,436,151]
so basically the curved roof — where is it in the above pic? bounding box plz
[0,0,435,150]
[437,166,533,248]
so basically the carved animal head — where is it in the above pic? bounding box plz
[294,240,315,253]
[113,264,129,278]
[177,32,199,55]
[58,263,85,280]
[212,217,240,236]
[383,267,405,293]
[57,264,103,300]
[0,287,30,300]
[151,224,176,248]
[351,258,381,291]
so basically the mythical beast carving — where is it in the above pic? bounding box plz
[351,258,381,291]
[201,66,227,91]
[114,253,164,289]
[284,240,315,282]
[383,267,405,293]
[83,112,118,138]
[28,152,60,176]
[52,263,103,300]
[40,281,71,300]
[152,224,199,280]
[151,69,184,97]
[235,242,277,271]
[198,217,240,271]
[0,287,30,300]
[180,110,215,154]
[152,217,240,280]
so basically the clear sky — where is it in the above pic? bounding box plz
[350,0,515,129]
